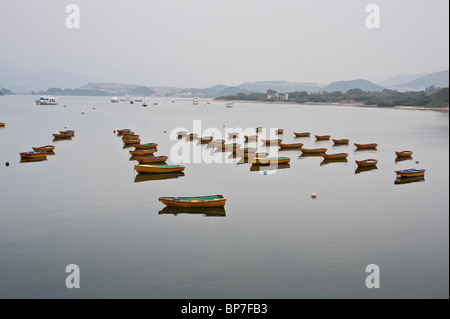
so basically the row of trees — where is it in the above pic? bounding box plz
[216,87,449,108]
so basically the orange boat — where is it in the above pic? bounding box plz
[134,143,158,149]
[395,150,413,157]
[395,169,425,178]
[122,131,136,136]
[52,132,72,138]
[199,136,214,143]
[321,153,348,159]
[117,129,131,135]
[188,133,198,140]
[159,195,226,208]
[20,151,47,159]
[299,147,327,154]
[294,132,310,137]
[279,142,303,149]
[59,130,75,136]
[32,145,55,152]
[244,135,258,141]
[332,139,350,145]
[134,156,168,164]
[129,149,156,156]
[315,135,331,140]
[354,143,378,149]
[355,159,378,167]
[123,134,140,140]
[124,138,141,145]
[0,122,5,127]
[135,164,185,174]
[260,139,282,145]
[276,129,284,134]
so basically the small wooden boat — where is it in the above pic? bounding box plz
[134,156,168,164]
[228,132,240,138]
[244,135,258,141]
[0,123,5,127]
[395,150,413,157]
[222,143,241,151]
[122,131,135,136]
[52,132,72,138]
[123,138,141,145]
[355,159,378,167]
[188,133,198,140]
[177,131,188,136]
[315,135,331,140]
[299,147,327,154]
[395,168,425,178]
[199,136,214,143]
[129,149,156,156]
[20,151,47,159]
[294,132,310,137]
[260,139,282,145]
[279,142,304,149]
[256,127,263,132]
[332,139,350,145]
[251,156,290,165]
[117,129,131,135]
[135,164,185,174]
[122,134,140,140]
[321,153,348,159]
[159,195,226,208]
[276,129,284,134]
[32,145,55,152]
[354,143,378,149]
[60,130,75,136]
[134,143,158,149]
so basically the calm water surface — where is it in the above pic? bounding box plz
[0,95,448,298]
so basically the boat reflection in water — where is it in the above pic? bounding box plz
[394,176,425,185]
[20,157,48,163]
[320,158,348,166]
[45,151,56,156]
[250,163,290,172]
[395,156,413,163]
[158,206,226,217]
[299,153,323,159]
[134,172,185,183]
[355,166,378,174]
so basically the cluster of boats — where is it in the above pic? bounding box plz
[19,130,75,162]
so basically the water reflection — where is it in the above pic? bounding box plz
[395,156,413,163]
[158,206,226,217]
[299,153,323,158]
[394,176,425,185]
[355,166,378,174]
[52,137,72,142]
[250,163,290,171]
[20,157,48,163]
[320,158,348,166]
[46,151,55,156]
[134,172,185,183]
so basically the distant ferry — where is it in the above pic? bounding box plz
[111,97,120,103]
[35,96,57,105]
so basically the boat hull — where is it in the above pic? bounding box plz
[332,139,350,145]
[159,195,226,208]
[356,159,378,167]
[395,151,413,157]
[321,153,348,159]
[300,148,327,154]
[315,135,331,140]
[20,151,47,159]
[134,156,168,164]
[354,143,378,149]
[135,164,185,174]
[395,169,425,178]
[124,139,141,145]
[294,132,310,137]
[130,149,156,156]
[279,143,304,149]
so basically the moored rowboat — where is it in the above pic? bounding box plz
[315,135,331,140]
[134,156,168,164]
[395,168,425,178]
[123,134,140,140]
[332,139,350,145]
[134,143,158,149]
[354,143,378,149]
[52,133,72,138]
[251,156,290,165]
[395,150,413,157]
[20,151,47,159]
[260,139,282,145]
[135,164,185,174]
[294,132,310,137]
[299,147,327,154]
[130,149,156,156]
[159,195,226,208]
[60,130,75,136]
[276,129,284,134]
[117,129,131,135]
[123,138,141,145]
[321,153,348,159]
[355,159,378,167]
[32,145,55,152]
[0,123,5,127]
[279,142,304,149]
[244,135,258,141]
[222,143,241,151]
[199,136,214,143]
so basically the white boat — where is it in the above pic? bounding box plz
[134,97,143,102]
[111,97,120,103]
[171,99,176,103]
[226,101,234,108]
[35,96,58,105]
[193,98,199,105]
[153,101,158,105]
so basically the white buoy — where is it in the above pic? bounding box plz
[396,174,402,179]
[311,193,317,199]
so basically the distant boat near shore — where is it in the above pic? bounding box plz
[35,96,57,105]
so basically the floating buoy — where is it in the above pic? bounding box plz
[81,111,85,114]
[64,105,66,107]
[415,160,419,164]
[5,162,9,167]
[263,170,267,175]
[113,130,116,133]
[311,193,317,199]
[164,130,166,133]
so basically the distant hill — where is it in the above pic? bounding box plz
[323,79,385,93]
[0,87,14,95]
[379,73,429,88]
[394,70,449,90]
[237,81,321,93]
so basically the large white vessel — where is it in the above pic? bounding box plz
[35,96,58,105]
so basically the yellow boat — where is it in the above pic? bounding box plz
[251,156,290,165]
[52,132,72,138]
[135,164,185,174]
[123,138,141,145]
[299,147,327,154]
[279,142,304,149]
[0,122,5,127]
[315,135,331,140]
[321,153,348,159]
[129,149,156,156]
[32,145,55,152]
[177,131,188,137]
[122,131,135,136]
[20,151,47,159]
[59,130,75,136]
[354,143,378,149]
[159,194,226,208]
[332,139,350,145]
[117,129,131,135]
[395,150,413,157]
[395,169,425,178]
[355,159,378,167]
[134,143,158,149]
[134,156,168,164]
[294,132,310,137]
[260,139,282,145]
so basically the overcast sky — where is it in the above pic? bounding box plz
[0,0,448,87]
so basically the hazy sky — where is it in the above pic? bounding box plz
[1,0,448,87]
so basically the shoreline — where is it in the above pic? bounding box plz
[214,99,449,112]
